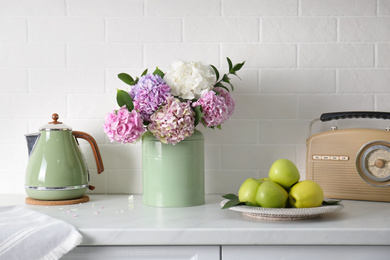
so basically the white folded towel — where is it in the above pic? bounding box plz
[0,206,82,260]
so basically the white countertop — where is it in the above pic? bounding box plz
[1,194,389,246]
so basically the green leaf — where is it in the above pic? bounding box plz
[227,57,233,72]
[212,58,245,93]
[141,69,148,77]
[221,194,246,209]
[222,194,238,200]
[118,73,135,85]
[222,75,234,91]
[210,64,220,81]
[193,105,204,127]
[216,124,222,130]
[230,71,242,81]
[116,89,134,111]
[201,118,207,128]
[222,198,245,209]
[153,67,165,78]
[214,82,230,92]
[222,74,230,83]
[222,194,262,209]
[228,82,234,91]
[232,61,246,72]
[322,199,342,206]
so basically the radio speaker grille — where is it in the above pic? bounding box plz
[307,162,390,202]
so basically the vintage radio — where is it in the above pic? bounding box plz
[306,111,390,202]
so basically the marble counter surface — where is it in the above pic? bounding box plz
[1,194,389,246]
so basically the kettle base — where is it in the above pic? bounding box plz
[25,195,90,206]
[25,187,87,201]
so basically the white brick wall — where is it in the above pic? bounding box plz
[1,0,389,195]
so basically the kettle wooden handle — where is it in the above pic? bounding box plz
[73,131,104,174]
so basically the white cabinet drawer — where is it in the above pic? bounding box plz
[222,245,390,260]
[63,245,220,260]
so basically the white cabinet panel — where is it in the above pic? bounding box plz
[63,245,220,260]
[222,245,390,260]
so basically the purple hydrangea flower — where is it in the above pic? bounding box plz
[129,74,171,122]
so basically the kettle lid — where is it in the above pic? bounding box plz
[39,113,72,131]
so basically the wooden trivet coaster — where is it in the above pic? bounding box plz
[25,195,90,206]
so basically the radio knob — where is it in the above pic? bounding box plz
[357,142,390,187]
[375,159,386,168]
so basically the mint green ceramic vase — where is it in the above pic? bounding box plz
[142,129,205,207]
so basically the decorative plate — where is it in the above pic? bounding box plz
[220,199,344,221]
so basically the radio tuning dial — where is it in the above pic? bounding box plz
[356,141,390,187]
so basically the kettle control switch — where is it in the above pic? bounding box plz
[340,156,349,161]
[322,156,331,160]
[313,155,322,160]
[331,156,339,160]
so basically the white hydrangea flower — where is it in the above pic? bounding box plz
[164,60,216,100]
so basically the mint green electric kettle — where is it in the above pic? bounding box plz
[25,113,104,200]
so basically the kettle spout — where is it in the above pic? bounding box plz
[25,133,40,157]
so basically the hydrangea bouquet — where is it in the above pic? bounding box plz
[104,58,245,145]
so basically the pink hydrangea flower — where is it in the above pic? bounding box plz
[103,106,145,144]
[192,88,235,127]
[215,87,235,118]
[148,96,195,145]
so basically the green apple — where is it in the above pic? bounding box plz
[238,178,262,205]
[289,180,324,208]
[268,159,300,189]
[255,180,288,208]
